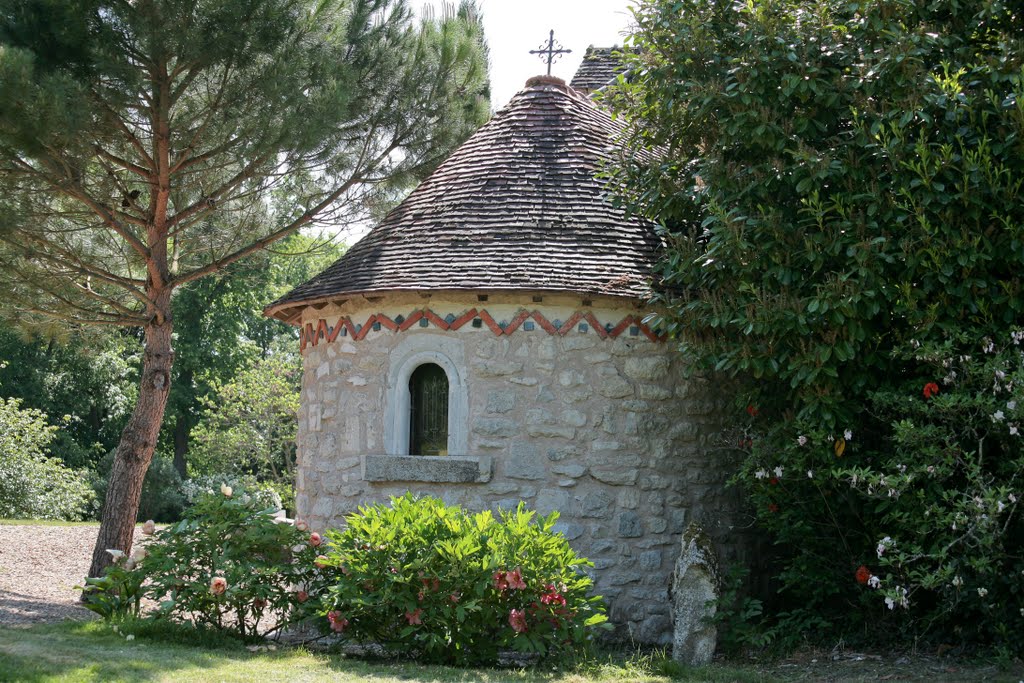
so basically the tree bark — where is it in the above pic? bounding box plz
[87,301,174,579]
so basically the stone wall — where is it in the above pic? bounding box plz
[294,290,740,644]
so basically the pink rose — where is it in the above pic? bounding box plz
[509,608,528,633]
[314,555,329,568]
[405,608,423,625]
[309,533,322,547]
[294,519,309,532]
[210,577,227,596]
[327,610,349,632]
[506,567,527,590]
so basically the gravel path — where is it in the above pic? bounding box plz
[0,523,144,627]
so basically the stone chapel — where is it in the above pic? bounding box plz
[264,54,739,644]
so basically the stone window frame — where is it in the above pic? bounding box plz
[383,334,469,457]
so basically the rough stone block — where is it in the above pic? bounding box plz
[639,550,662,571]
[546,445,580,462]
[617,511,643,537]
[362,455,491,484]
[592,468,640,486]
[526,424,576,439]
[552,522,584,540]
[562,335,597,351]
[552,463,586,478]
[472,359,524,377]
[535,488,570,515]
[505,443,546,480]
[671,523,720,666]
[578,490,614,518]
[624,356,671,381]
[638,384,673,401]
[486,390,516,414]
[472,417,518,437]
[561,409,587,427]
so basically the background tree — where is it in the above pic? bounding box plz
[0,0,490,578]
[608,0,1023,650]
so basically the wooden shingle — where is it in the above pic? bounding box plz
[265,76,658,321]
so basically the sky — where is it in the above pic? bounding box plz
[420,0,635,109]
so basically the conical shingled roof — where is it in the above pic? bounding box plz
[265,76,660,321]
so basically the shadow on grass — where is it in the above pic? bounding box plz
[0,620,774,683]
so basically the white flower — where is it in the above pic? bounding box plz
[876,536,892,558]
[797,435,808,447]
[977,587,988,598]
[992,410,1005,423]
[844,429,853,441]
[927,466,935,475]
[995,370,1006,380]
[126,634,135,641]
[998,501,1006,513]
[754,469,768,480]
[1008,400,1018,410]
[1010,493,1018,504]
[885,596,895,610]
[807,470,814,479]
[868,575,880,589]
[774,466,784,478]
[106,549,125,561]
[952,575,963,588]
[220,483,233,498]
[1011,425,1019,437]
[982,340,995,353]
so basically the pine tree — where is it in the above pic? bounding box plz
[0,0,489,578]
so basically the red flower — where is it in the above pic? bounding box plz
[405,608,423,625]
[296,590,309,603]
[769,477,779,486]
[327,610,349,632]
[855,565,872,585]
[768,503,779,513]
[923,382,940,399]
[509,608,528,633]
[449,592,461,603]
[506,567,527,590]
[493,571,509,592]
[541,584,567,606]
[308,532,322,547]
[746,404,759,417]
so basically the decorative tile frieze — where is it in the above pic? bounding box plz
[299,308,664,351]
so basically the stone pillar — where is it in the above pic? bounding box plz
[671,522,720,666]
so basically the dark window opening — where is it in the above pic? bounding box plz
[409,363,448,455]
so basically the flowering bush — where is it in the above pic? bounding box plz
[180,474,282,512]
[313,494,608,665]
[128,488,319,638]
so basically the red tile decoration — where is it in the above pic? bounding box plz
[299,308,665,352]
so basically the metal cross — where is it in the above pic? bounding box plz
[529,30,572,76]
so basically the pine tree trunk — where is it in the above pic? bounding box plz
[87,308,174,579]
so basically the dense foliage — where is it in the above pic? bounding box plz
[0,0,491,578]
[608,0,1024,651]
[313,495,609,665]
[0,394,95,520]
[82,488,320,638]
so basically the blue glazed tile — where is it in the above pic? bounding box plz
[444,313,456,324]
[499,321,507,330]
[523,321,535,331]
[395,314,405,324]
[578,323,588,333]
[605,323,614,332]
[629,326,640,336]
[372,322,381,331]
[472,318,482,328]
[355,324,362,332]
[419,318,429,327]
[553,319,562,328]
[341,327,347,337]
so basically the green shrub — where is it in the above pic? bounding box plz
[181,474,282,512]
[92,451,185,522]
[85,487,322,639]
[313,494,608,665]
[0,396,95,520]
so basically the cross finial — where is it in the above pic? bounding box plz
[529,30,572,76]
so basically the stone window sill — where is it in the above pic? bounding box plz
[361,454,492,484]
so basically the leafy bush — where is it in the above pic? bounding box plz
[181,474,282,512]
[0,396,95,520]
[133,489,320,639]
[92,451,185,522]
[313,494,608,665]
[607,0,1024,652]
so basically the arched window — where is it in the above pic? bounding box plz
[409,363,449,455]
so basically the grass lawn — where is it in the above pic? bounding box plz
[0,621,771,683]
